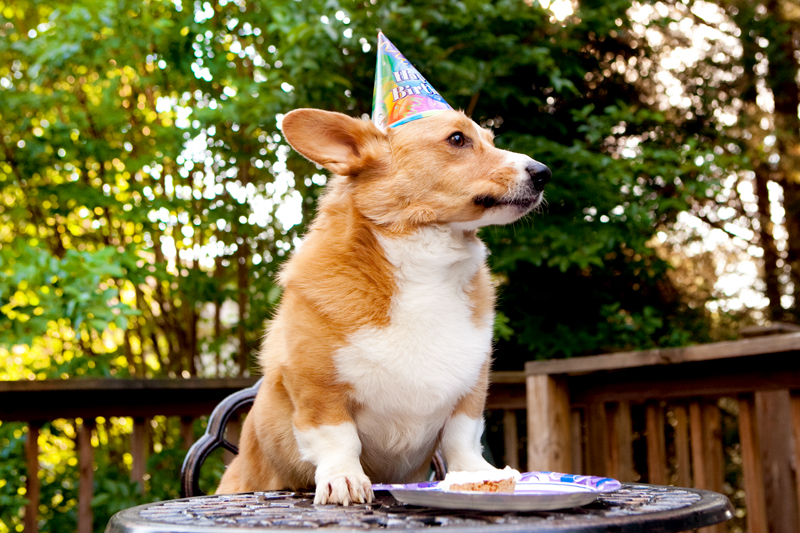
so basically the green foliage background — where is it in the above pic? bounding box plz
[0,0,767,530]
[0,0,734,378]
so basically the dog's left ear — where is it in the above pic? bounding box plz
[281,109,388,177]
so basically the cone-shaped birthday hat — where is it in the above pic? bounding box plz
[372,32,453,129]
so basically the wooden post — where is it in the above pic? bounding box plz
[755,390,799,533]
[526,374,572,472]
[674,404,691,488]
[24,421,41,533]
[78,419,95,533]
[607,401,634,481]
[645,401,667,485]
[502,410,519,470]
[180,415,194,450]
[585,402,609,477]
[739,393,768,533]
[131,417,147,492]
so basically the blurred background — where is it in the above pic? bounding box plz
[0,0,796,530]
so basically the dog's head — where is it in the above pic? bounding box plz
[281,109,550,231]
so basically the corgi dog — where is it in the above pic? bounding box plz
[216,108,551,505]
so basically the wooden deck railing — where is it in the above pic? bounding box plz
[526,332,800,533]
[2,372,525,533]
[16,331,799,533]
[1,377,259,533]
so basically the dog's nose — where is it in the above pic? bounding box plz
[526,161,551,191]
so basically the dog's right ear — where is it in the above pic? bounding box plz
[281,109,388,177]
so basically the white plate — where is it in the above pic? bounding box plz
[372,471,622,512]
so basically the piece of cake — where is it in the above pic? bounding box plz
[439,466,521,493]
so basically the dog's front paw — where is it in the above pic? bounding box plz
[314,472,374,506]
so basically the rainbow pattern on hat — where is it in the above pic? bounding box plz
[372,32,453,129]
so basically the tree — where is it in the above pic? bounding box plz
[632,0,800,327]
[1,0,729,376]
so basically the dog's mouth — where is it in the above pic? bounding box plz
[473,194,537,210]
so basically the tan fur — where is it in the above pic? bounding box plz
[453,359,491,419]
[466,260,496,329]
[217,109,542,498]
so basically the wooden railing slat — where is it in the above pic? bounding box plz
[584,403,608,477]
[645,402,666,485]
[674,404,691,488]
[180,416,194,450]
[738,393,768,533]
[703,403,724,494]
[24,421,41,533]
[607,401,634,482]
[78,419,95,533]
[689,401,707,490]
[502,410,519,470]
[605,404,619,480]
[224,416,241,466]
[699,403,725,533]
[131,417,147,493]
[570,409,584,475]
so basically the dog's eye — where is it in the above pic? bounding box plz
[447,132,467,147]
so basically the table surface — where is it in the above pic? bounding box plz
[106,483,733,533]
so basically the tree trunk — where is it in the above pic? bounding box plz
[214,251,224,377]
[764,2,800,320]
[729,0,800,322]
[236,158,251,377]
[754,163,783,321]
[237,239,250,376]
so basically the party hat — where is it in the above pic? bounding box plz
[372,32,453,129]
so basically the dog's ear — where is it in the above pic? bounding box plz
[281,109,388,177]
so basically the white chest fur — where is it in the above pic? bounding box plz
[333,226,494,480]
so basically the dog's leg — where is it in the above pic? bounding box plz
[440,413,497,472]
[440,359,498,472]
[294,421,373,505]
[216,456,245,494]
[289,375,372,505]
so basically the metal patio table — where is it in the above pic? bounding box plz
[106,483,733,532]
